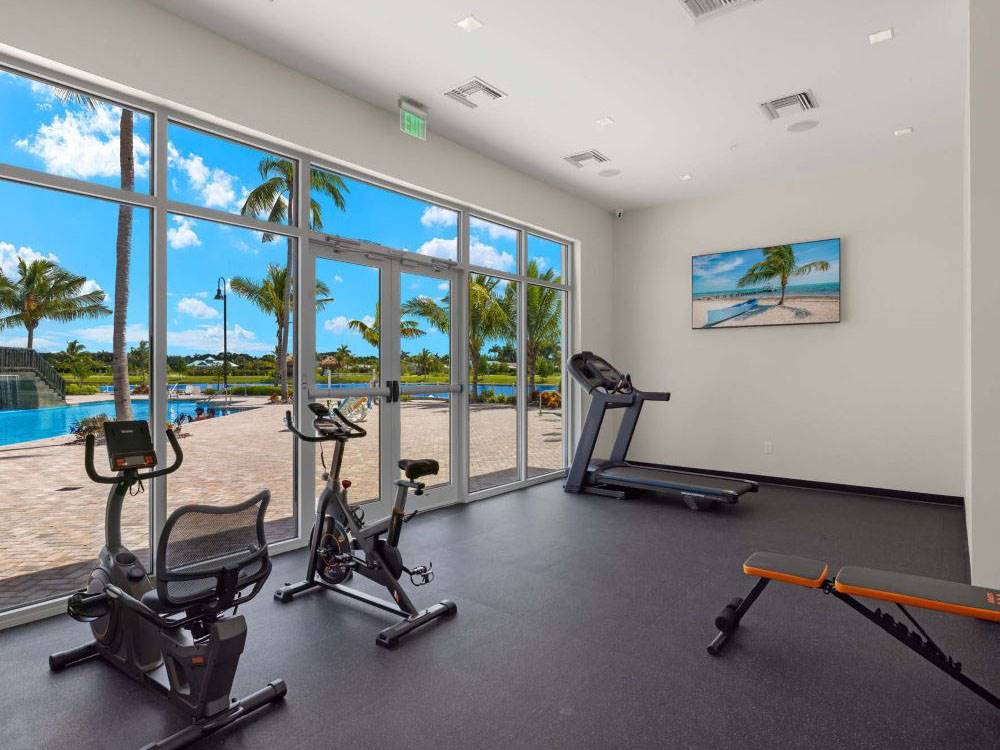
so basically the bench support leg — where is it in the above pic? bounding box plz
[707,577,770,655]
[834,592,1000,711]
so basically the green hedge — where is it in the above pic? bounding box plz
[66,384,99,395]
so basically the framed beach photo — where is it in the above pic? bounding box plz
[691,238,841,329]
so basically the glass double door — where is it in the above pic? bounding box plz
[299,240,460,517]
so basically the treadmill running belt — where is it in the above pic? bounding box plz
[594,465,754,498]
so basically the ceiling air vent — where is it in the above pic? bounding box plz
[680,0,759,21]
[760,90,818,120]
[444,76,507,109]
[563,149,610,169]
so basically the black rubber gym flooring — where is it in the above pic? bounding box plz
[3,481,997,749]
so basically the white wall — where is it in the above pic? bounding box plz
[0,0,614,366]
[612,152,964,497]
[965,0,1000,586]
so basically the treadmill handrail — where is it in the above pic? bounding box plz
[635,390,670,402]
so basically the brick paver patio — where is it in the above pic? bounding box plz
[0,397,563,611]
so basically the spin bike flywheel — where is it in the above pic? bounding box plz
[315,515,354,585]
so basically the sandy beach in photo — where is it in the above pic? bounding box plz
[693,295,840,328]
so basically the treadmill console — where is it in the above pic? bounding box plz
[102,420,157,471]
[567,351,627,393]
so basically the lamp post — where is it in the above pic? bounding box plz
[214,277,228,401]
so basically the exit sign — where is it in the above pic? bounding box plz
[400,109,427,140]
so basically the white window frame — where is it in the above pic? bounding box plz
[0,54,576,628]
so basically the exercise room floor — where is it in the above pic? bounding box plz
[3,481,996,749]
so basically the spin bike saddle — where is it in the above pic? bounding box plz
[398,459,439,481]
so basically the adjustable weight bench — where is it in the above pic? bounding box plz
[708,552,1000,710]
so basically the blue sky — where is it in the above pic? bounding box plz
[0,68,561,361]
[692,238,841,294]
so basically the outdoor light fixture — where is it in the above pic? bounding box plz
[215,277,229,398]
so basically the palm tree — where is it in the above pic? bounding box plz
[348,302,424,349]
[241,162,349,402]
[0,258,109,350]
[54,90,135,418]
[128,340,150,386]
[333,344,352,371]
[403,275,513,402]
[65,339,94,386]
[230,264,332,399]
[736,244,830,306]
[520,260,562,395]
[412,348,436,377]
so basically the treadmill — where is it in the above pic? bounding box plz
[565,351,757,510]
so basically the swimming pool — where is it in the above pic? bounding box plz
[0,400,248,447]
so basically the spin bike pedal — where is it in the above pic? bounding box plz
[405,563,434,586]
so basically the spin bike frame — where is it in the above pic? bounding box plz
[277,408,456,648]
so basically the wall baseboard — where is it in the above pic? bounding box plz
[630,461,965,507]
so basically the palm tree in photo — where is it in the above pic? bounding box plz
[230,264,332,399]
[0,258,110,350]
[54,90,136,418]
[241,163,349,403]
[403,274,513,403]
[348,302,424,349]
[736,244,830,306]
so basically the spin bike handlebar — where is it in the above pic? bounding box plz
[84,429,183,485]
[284,404,367,443]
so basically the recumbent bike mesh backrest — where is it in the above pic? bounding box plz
[156,489,272,611]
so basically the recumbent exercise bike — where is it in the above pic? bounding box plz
[48,420,286,750]
[275,402,457,648]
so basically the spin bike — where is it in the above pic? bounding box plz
[49,420,286,750]
[276,402,457,648]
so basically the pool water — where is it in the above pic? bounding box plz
[0,400,246,447]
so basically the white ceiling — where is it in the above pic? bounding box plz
[147,0,966,210]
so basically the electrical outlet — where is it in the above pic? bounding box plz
[763,441,773,455]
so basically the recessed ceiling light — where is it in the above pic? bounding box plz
[679,174,693,182]
[868,28,894,45]
[595,116,616,128]
[787,119,819,133]
[894,127,914,137]
[598,168,621,178]
[456,15,483,32]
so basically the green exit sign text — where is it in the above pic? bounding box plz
[400,109,427,140]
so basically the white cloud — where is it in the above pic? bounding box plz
[470,216,517,243]
[0,334,63,351]
[167,324,270,352]
[167,141,239,209]
[437,281,449,291]
[0,241,59,276]
[417,237,457,261]
[323,316,350,334]
[167,216,201,249]
[177,296,219,320]
[16,104,150,181]
[470,240,515,271]
[334,275,344,283]
[323,315,375,336]
[693,255,744,279]
[420,205,457,228]
[195,291,209,299]
[529,256,549,271]
[79,279,103,295]
[71,322,149,346]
